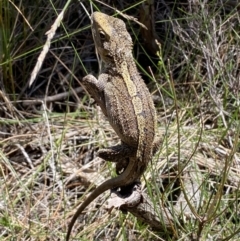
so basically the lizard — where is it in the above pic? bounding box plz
[66,12,159,241]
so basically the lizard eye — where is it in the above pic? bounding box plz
[99,31,106,41]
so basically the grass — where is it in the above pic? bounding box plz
[0,0,240,240]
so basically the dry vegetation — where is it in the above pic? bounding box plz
[0,0,240,240]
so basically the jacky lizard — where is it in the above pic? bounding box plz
[66,12,159,240]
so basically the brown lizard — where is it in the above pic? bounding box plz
[66,12,159,240]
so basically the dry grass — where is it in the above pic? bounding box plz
[0,0,240,240]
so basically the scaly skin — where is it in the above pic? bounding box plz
[66,12,158,240]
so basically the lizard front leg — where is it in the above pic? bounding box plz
[82,74,108,117]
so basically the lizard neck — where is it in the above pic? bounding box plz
[105,55,140,79]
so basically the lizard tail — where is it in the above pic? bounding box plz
[66,158,137,241]
[66,179,112,241]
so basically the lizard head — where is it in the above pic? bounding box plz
[91,12,133,64]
